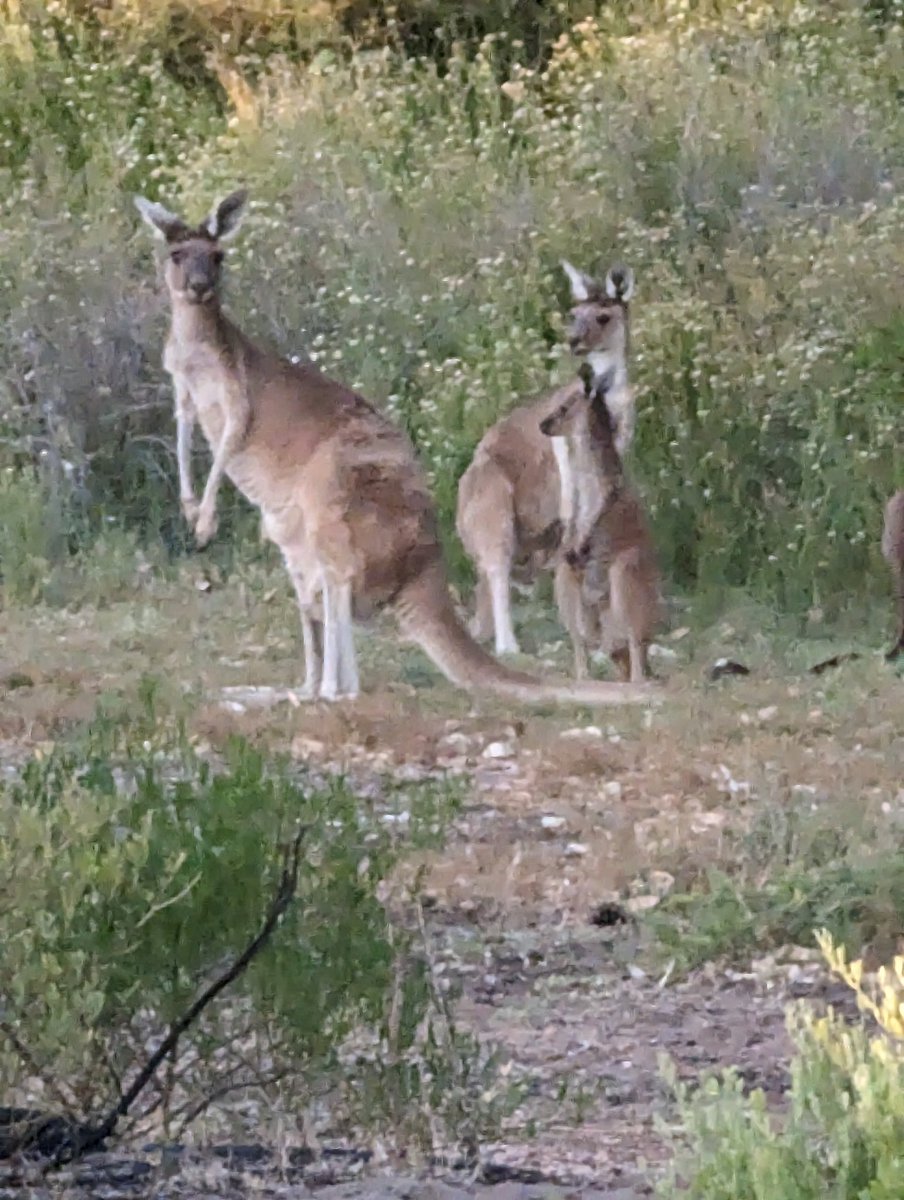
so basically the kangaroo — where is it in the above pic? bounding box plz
[882,489,904,660]
[456,261,635,658]
[540,363,662,683]
[135,190,657,707]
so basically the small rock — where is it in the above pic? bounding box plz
[564,842,589,858]
[602,780,623,800]
[291,736,326,757]
[381,811,411,825]
[691,810,728,830]
[625,893,660,913]
[440,731,472,753]
[757,705,778,721]
[648,869,676,897]
[649,642,678,659]
[560,725,604,739]
[540,815,567,832]
[483,741,514,760]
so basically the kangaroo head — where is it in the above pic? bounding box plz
[560,260,634,358]
[539,379,590,440]
[134,189,248,306]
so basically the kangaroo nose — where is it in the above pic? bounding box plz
[539,418,552,435]
[567,334,582,351]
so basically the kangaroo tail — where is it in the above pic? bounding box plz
[393,561,659,706]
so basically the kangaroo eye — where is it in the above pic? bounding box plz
[170,248,186,264]
[212,250,224,265]
[596,313,611,326]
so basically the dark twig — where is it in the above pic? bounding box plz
[43,827,306,1167]
[173,1068,292,1136]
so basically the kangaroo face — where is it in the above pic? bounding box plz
[163,236,224,305]
[560,260,634,357]
[134,189,248,307]
[564,296,628,357]
[539,389,589,439]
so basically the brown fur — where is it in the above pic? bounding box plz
[882,489,904,660]
[136,193,656,707]
[456,262,636,659]
[542,366,662,683]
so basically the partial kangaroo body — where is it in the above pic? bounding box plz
[456,262,636,659]
[882,489,904,661]
[136,192,656,707]
[541,364,662,683]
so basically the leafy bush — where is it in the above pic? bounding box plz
[657,932,904,1199]
[646,852,904,976]
[0,705,486,1153]
[0,0,902,613]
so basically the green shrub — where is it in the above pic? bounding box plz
[0,707,484,1151]
[657,933,904,1199]
[1,0,902,615]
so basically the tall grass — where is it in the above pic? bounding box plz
[0,0,901,613]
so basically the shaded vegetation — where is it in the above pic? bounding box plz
[0,0,901,614]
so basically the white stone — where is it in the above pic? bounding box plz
[483,740,515,759]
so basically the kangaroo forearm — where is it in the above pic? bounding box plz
[199,385,250,511]
[176,412,196,500]
[199,426,241,510]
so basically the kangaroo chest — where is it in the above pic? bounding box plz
[165,341,230,424]
[569,437,606,546]
[164,340,267,502]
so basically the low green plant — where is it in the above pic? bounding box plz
[646,850,904,976]
[0,704,487,1155]
[657,933,904,1199]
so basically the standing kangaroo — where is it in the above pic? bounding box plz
[135,190,656,706]
[455,262,635,659]
[882,489,904,660]
[540,363,662,683]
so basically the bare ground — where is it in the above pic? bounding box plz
[1,566,901,1196]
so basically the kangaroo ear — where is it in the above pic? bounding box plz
[204,189,249,241]
[134,196,189,243]
[605,264,635,302]
[561,259,596,303]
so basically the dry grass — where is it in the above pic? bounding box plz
[2,566,901,928]
[2,567,902,1184]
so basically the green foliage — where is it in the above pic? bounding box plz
[645,790,904,973]
[657,938,904,1199]
[0,704,482,1148]
[647,853,904,975]
[0,0,902,615]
